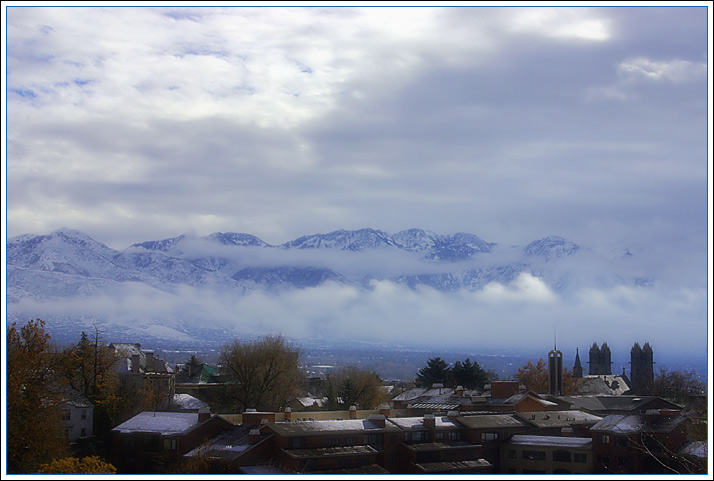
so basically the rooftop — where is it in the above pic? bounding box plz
[506,435,592,449]
[112,411,207,435]
[282,445,378,459]
[268,418,400,436]
[414,459,492,473]
[388,416,462,431]
[404,442,477,452]
[456,414,528,430]
[515,410,602,428]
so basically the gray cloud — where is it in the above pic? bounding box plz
[3,5,710,357]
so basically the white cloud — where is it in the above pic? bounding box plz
[618,57,706,83]
[509,8,611,41]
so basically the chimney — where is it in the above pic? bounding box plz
[131,354,140,373]
[423,413,436,431]
[455,385,464,397]
[249,428,261,445]
[447,410,459,420]
[349,405,358,419]
[144,350,155,371]
[378,404,391,416]
[368,414,386,428]
[491,381,519,399]
[198,407,211,423]
[284,407,292,421]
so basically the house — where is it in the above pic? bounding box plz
[110,343,176,410]
[590,408,693,474]
[59,389,94,442]
[111,407,232,473]
[500,435,594,474]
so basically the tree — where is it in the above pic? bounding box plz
[324,366,389,410]
[514,358,580,395]
[452,358,489,390]
[651,367,706,411]
[7,319,69,473]
[219,334,301,412]
[54,326,122,435]
[35,456,117,474]
[514,359,549,393]
[415,357,451,387]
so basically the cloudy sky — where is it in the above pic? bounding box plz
[2,4,712,360]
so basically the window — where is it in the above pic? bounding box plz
[574,453,587,463]
[508,450,516,459]
[522,450,546,461]
[598,434,610,444]
[435,432,444,440]
[482,432,499,442]
[365,434,383,451]
[61,410,71,421]
[553,450,572,463]
[407,431,426,442]
[80,428,86,437]
[81,410,87,420]
[288,437,305,449]
[342,436,358,446]
[325,437,340,447]
[146,435,161,453]
[447,431,461,441]
[163,438,176,451]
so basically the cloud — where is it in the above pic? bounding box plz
[508,7,611,41]
[618,57,707,83]
[8,270,706,361]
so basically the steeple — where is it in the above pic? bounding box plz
[573,347,583,378]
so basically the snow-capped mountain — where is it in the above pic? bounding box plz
[6,227,652,345]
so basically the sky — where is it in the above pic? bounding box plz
[2,3,712,360]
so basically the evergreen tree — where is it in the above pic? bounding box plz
[415,357,451,387]
[452,358,489,390]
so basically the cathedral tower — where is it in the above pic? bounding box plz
[631,342,654,394]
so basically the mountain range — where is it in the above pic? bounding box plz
[6,227,651,345]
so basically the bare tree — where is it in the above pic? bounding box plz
[324,366,389,410]
[219,334,301,412]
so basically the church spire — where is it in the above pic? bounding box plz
[573,347,583,378]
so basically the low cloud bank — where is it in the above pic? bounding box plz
[7,272,707,359]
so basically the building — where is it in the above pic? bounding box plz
[111,407,232,473]
[110,343,176,410]
[59,389,94,442]
[559,395,682,417]
[590,408,693,474]
[572,348,583,378]
[500,435,594,474]
[630,342,654,395]
[548,348,563,396]
[589,343,612,375]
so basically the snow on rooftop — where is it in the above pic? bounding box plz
[113,411,200,435]
[272,418,388,434]
[172,393,209,410]
[508,435,592,448]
